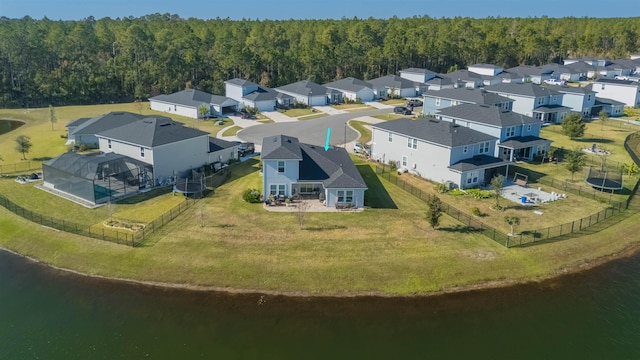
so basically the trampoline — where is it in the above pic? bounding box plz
[585,167,624,192]
[173,180,205,196]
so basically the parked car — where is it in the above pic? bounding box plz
[238,142,255,157]
[543,79,566,86]
[394,106,412,115]
[353,142,369,154]
[406,99,423,107]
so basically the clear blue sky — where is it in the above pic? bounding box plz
[1,0,639,20]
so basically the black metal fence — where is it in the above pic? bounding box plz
[0,167,233,247]
[0,161,42,175]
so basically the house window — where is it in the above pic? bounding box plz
[537,97,543,105]
[527,124,532,132]
[466,171,479,185]
[463,145,468,154]
[337,190,345,203]
[587,94,592,101]
[506,126,516,137]
[107,139,112,149]
[452,100,459,106]
[435,98,441,106]
[346,190,353,203]
[535,113,543,121]
[270,184,286,196]
[478,141,491,154]
[402,156,408,167]
[140,147,145,158]
[601,84,605,90]
[388,132,393,142]
[407,138,417,149]
[277,161,285,173]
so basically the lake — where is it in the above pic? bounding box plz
[1,248,639,359]
[0,119,24,135]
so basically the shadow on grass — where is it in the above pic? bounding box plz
[573,138,614,144]
[437,225,482,233]
[304,225,347,231]
[356,164,397,209]
[32,156,53,161]
[116,187,172,204]
[227,159,260,181]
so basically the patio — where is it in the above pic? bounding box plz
[501,181,567,206]
[263,198,363,213]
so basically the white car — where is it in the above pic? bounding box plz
[543,79,566,86]
[354,142,369,154]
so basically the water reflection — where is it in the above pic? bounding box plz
[0,119,24,135]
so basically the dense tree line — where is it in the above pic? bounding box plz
[1,14,639,108]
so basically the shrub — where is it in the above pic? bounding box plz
[387,160,398,171]
[78,143,90,152]
[471,207,482,217]
[435,183,448,193]
[242,188,262,203]
[466,188,493,199]
[448,189,466,196]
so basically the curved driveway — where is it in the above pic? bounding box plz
[237,108,392,147]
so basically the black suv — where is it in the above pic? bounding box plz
[406,99,423,107]
[238,142,255,157]
[393,106,412,115]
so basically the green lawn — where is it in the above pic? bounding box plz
[333,103,372,111]
[279,108,317,117]
[371,114,408,121]
[349,120,372,144]
[3,159,640,295]
[298,113,329,121]
[257,119,275,124]
[380,99,406,105]
[0,102,232,164]
[222,126,242,136]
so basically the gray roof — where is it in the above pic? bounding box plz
[499,136,552,149]
[437,103,539,127]
[533,105,572,113]
[97,117,209,147]
[373,118,496,148]
[546,85,594,95]
[243,87,290,102]
[446,70,484,83]
[276,80,328,97]
[469,63,502,70]
[565,62,596,73]
[595,97,625,106]
[261,135,303,160]
[507,65,554,77]
[594,78,639,86]
[484,82,561,98]
[423,88,512,105]
[224,78,259,88]
[71,112,146,136]
[209,137,238,153]
[367,74,416,89]
[426,75,457,86]
[449,155,511,173]
[149,89,237,108]
[260,135,366,189]
[324,77,372,92]
[66,117,92,128]
[401,68,437,76]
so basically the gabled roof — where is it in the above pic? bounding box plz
[373,118,496,148]
[71,112,147,136]
[243,87,291,102]
[149,89,237,108]
[437,104,540,127]
[209,137,238,153]
[275,80,328,97]
[400,68,437,76]
[593,78,639,87]
[66,117,92,128]
[449,155,511,173]
[446,70,484,83]
[261,135,303,160]
[260,135,367,189]
[546,85,595,95]
[426,75,457,86]
[595,97,625,106]
[324,77,372,93]
[224,78,260,88]
[507,65,554,77]
[565,62,596,73]
[484,83,561,98]
[423,88,512,105]
[97,117,208,147]
[367,74,416,89]
[298,144,367,188]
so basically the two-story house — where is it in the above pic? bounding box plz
[399,68,437,83]
[371,119,509,189]
[484,83,571,124]
[422,88,513,115]
[547,85,596,118]
[436,104,551,162]
[590,78,640,108]
[261,135,367,208]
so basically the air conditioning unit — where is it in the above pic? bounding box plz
[444,180,455,190]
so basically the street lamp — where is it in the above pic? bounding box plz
[344,122,347,149]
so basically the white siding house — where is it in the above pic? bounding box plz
[149,89,239,119]
[275,80,329,106]
[324,77,375,102]
[591,78,640,107]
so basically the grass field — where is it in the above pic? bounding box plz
[380,99,406,105]
[297,113,329,121]
[0,102,232,164]
[222,126,242,136]
[371,114,408,121]
[349,120,373,144]
[279,108,317,117]
[2,159,640,296]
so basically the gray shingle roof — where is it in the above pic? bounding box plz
[507,65,554,76]
[261,135,303,160]
[401,68,437,76]
[449,155,511,173]
[426,75,457,86]
[533,105,572,113]
[275,80,328,97]
[66,117,92,128]
[97,117,208,147]
[437,103,539,127]
[446,70,484,83]
[367,74,416,89]
[72,112,146,136]
[324,77,372,92]
[149,89,237,108]
[484,82,561,98]
[499,136,551,149]
[224,78,259,88]
[373,118,496,148]
[594,78,639,86]
[565,62,596,73]
[209,137,238,153]
[595,97,625,106]
[243,87,292,102]
[423,88,512,105]
[547,85,595,95]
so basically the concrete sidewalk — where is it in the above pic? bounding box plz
[261,110,299,123]
[313,106,347,115]
[364,101,395,109]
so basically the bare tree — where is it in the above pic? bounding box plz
[296,200,309,229]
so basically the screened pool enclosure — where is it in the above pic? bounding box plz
[43,152,153,204]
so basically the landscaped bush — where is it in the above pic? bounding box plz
[466,188,493,199]
[387,160,398,171]
[242,188,262,203]
[471,206,482,217]
[435,183,448,193]
[448,189,466,196]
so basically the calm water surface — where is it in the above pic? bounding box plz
[0,119,24,135]
[1,249,639,359]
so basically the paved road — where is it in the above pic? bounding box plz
[237,108,392,147]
